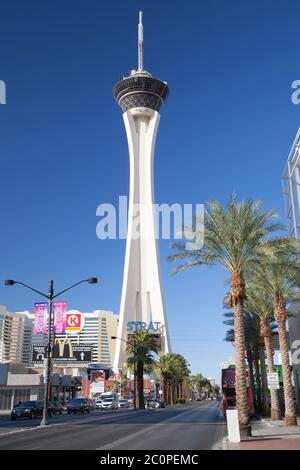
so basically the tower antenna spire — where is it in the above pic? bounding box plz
[138,11,143,71]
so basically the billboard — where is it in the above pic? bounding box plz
[33,303,48,334]
[31,342,92,364]
[53,301,67,334]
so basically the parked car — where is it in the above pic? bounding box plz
[118,399,129,409]
[95,399,103,409]
[99,398,118,410]
[61,401,69,411]
[50,400,63,414]
[153,399,166,408]
[67,398,91,414]
[88,399,95,411]
[145,399,157,409]
[11,400,53,420]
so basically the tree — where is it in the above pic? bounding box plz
[155,353,190,404]
[126,330,158,409]
[244,289,281,420]
[252,247,300,426]
[169,195,283,436]
[224,310,263,414]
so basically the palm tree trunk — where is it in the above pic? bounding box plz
[253,347,262,413]
[163,377,168,404]
[171,381,175,404]
[264,335,281,420]
[247,349,256,411]
[136,361,145,410]
[167,381,171,405]
[277,318,297,425]
[231,273,252,436]
[261,318,281,420]
[258,345,270,417]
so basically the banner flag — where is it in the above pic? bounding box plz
[33,302,48,334]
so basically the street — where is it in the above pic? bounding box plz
[0,401,225,450]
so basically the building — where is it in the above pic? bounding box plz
[0,307,118,368]
[112,12,171,370]
[0,363,81,411]
[0,306,33,364]
[282,127,300,410]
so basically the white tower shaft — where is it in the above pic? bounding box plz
[113,108,170,369]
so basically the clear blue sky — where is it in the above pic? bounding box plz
[1,0,300,382]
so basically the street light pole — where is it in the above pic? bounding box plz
[133,347,137,409]
[111,336,137,410]
[5,277,98,426]
[41,280,54,426]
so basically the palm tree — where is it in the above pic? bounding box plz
[156,353,176,404]
[155,353,190,404]
[169,195,283,436]
[126,330,158,409]
[223,311,264,414]
[252,248,300,426]
[224,308,272,416]
[244,289,282,420]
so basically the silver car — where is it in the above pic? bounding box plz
[118,399,129,409]
[100,398,118,410]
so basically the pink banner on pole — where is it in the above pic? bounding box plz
[53,301,67,333]
[33,302,48,334]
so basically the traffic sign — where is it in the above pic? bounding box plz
[65,310,85,335]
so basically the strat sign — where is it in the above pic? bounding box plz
[65,310,85,335]
[127,321,161,332]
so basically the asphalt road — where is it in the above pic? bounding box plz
[0,400,226,450]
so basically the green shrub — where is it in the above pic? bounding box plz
[176,398,186,404]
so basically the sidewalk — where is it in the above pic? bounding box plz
[224,417,300,450]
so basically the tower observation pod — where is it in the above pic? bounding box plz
[112,12,170,370]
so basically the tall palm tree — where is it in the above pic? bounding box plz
[253,248,300,426]
[155,353,177,404]
[173,354,190,400]
[155,353,190,404]
[223,311,264,414]
[244,289,281,420]
[169,195,283,436]
[126,330,158,409]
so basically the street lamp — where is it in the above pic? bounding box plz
[5,277,98,426]
[111,335,137,409]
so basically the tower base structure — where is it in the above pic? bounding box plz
[113,107,170,370]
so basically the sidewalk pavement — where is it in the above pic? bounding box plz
[224,416,300,450]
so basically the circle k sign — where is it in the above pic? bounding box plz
[65,310,85,335]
